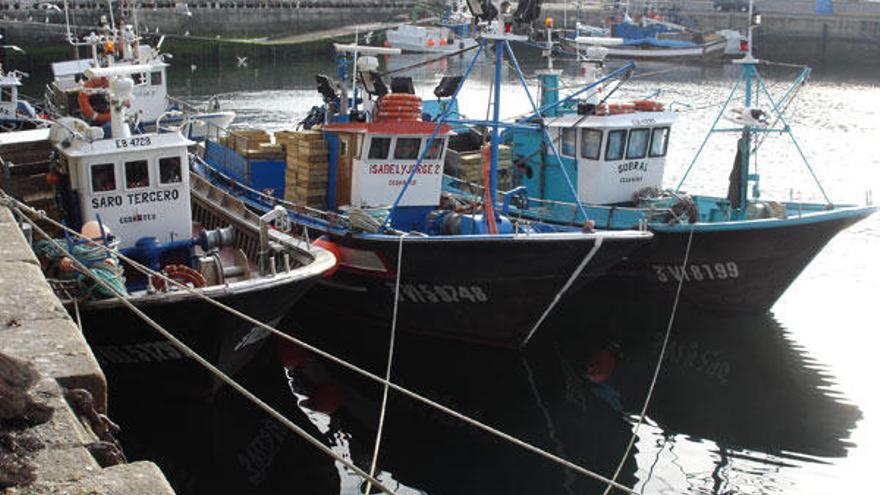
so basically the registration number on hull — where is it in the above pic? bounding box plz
[385,283,489,303]
[652,262,740,283]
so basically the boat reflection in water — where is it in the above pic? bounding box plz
[279,303,861,494]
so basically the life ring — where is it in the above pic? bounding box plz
[376,110,421,119]
[78,78,111,124]
[381,94,421,103]
[632,100,664,112]
[597,103,636,115]
[378,102,422,111]
[151,264,208,292]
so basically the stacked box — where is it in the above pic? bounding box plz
[227,129,271,153]
[457,145,513,193]
[275,130,329,207]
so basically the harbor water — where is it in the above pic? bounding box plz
[19,42,880,494]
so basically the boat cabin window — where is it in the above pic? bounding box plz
[125,160,150,189]
[649,127,670,158]
[159,156,182,184]
[605,129,627,161]
[151,71,163,86]
[561,127,576,157]
[394,138,422,160]
[626,128,650,160]
[1,88,12,102]
[425,137,445,160]
[131,73,146,85]
[368,137,391,160]
[91,163,117,192]
[580,128,602,160]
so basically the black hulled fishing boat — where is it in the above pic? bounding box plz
[195,16,653,348]
[441,10,876,313]
[7,65,335,398]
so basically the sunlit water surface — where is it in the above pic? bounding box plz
[37,44,876,494]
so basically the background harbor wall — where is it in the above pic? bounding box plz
[0,0,421,38]
[0,204,175,493]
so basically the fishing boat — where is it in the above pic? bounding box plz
[45,17,234,140]
[384,0,478,53]
[564,14,743,60]
[195,20,653,348]
[441,13,876,313]
[5,65,335,398]
[0,64,47,132]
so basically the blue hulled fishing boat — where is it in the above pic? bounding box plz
[563,13,744,60]
[442,10,876,312]
[194,13,653,348]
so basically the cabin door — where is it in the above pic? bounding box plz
[335,135,355,207]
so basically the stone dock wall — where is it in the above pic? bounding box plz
[1,1,421,38]
[0,204,175,493]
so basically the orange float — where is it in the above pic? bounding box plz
[312,237,341,277]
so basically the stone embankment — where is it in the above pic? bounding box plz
[0,204,175,494]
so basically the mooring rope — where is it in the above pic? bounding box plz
[10,204,399,495]
[601,224,696,495]
[3,194,639,495]
[365,233,407,493]
[520,236,604,348]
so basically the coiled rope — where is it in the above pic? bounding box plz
[3,193,639,495]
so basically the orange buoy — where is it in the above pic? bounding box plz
[312,236,340,277]
[78,77,111,124]
[586,350,615,383]
[427,38,435,47]
[439,37,447,46]
[277,338,309,369]
[303,383,345,414]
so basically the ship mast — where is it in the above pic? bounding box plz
[675,0,830,218]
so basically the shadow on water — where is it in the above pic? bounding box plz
[273,298,862,494]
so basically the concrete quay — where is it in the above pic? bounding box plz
[0,204,175,494]
[0,0,418,38]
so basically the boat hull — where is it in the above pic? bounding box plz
[565,39,726,59]
[77,272,321,399]
[299,232,648,348]
[592,210,873,312]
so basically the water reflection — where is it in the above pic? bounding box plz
[279,302,860,494]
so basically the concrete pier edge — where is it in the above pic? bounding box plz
[0,204,176,494]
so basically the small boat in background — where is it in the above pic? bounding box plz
[384,0,478,53]
[0,64,48,132]
[45,16,234,140]
[5,66,334,398]
[565,13,744,60]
